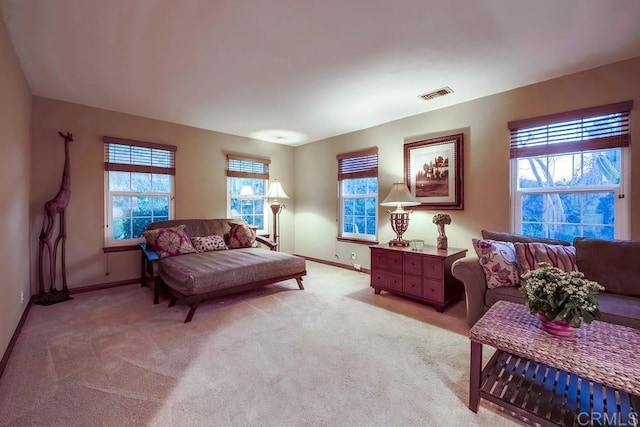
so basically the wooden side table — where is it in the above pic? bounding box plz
[139,243,162,304]
[369,243,467,312]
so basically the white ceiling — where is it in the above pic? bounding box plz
[3,0,640,146]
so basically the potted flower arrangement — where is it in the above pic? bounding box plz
[520,262,604,336]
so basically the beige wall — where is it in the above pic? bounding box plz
[30,98,296,291]
[0,14,31,358]
[294,57,640,269]
[13,41,640,353]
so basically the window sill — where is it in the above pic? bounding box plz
[337,236,379,245]
[103,244,141,253]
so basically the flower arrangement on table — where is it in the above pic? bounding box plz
[520,262,605,329]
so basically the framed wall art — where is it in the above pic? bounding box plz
[404,133,463,210]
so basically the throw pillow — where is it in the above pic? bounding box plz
[191,235,228,252]
[143,225,197,259]
[472,238,520,289]
[227,222,256,249]
[481,229,571,246]
[513,242,577,274]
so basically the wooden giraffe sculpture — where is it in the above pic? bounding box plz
[37,131,73,304]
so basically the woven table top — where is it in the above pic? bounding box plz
[470,300,640,396]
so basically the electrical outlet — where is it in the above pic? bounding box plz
[350,252,356,260]
[20,290,24,304]
[353,263,361,270]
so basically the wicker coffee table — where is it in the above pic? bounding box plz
[469,301,640,426]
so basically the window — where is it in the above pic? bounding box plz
[227,154,269,233]
[337,148,378,242]
[103,136,176,246]
[510,101,632,242]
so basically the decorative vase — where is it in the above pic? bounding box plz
[436,224,448,250]
[537,312,577,337]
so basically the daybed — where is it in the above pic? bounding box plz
[140,218,306,322]
[451,230,640,329]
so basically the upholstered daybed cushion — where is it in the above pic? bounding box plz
[159,247,306,296]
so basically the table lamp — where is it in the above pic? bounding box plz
[380,182,420,246]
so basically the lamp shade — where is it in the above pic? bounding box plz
[265,180,289,200]
[380,182,420,210]
[239,185,254,197]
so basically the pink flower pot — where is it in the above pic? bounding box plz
[537,312,577,337]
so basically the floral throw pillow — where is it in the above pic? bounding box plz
[472,238,520,289]
[514,242,577,274]
[143,225,197,259]
[191,235,228,252]
[227,223,256,249]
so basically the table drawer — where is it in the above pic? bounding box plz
[387,252,404,273]
[371,249,387,269]
[370,269,387,288]
[386,272,403,292]
[422,279,443,303]
[404,253,422,276]
[403,275,422,298]
[423,259,443,280]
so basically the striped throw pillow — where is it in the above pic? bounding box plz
[514,242,577,274]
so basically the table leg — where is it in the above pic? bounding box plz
[469,340,482,412]
[153,276,161,304]
[140,250,147,287]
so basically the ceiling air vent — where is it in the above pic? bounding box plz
[418,86,454,101]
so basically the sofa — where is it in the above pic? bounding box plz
[451,230,640,329]
[141,218,306,322]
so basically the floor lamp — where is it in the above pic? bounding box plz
[380,182,420,246]
[265,179,289,250]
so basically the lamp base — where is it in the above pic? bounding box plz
[389,239,410,247]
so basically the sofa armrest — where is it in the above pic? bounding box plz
[255,235,278,251]
[451,256,488,328]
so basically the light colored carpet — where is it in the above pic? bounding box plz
[0,261,522,426]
